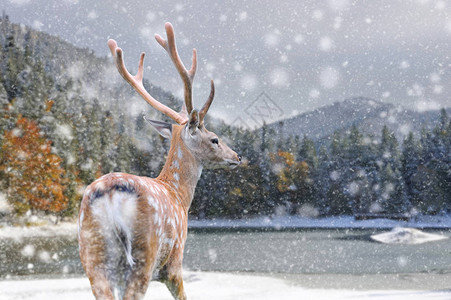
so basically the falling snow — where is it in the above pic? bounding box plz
[0,1,450,298]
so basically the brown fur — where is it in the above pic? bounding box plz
[79,124,237,300]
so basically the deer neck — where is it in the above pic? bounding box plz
[157,125,202,211]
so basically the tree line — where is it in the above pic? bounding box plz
[0,17,449,220]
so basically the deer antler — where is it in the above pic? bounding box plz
[108,22,215,125]
[107,39,188,125]
[199,80,215,125]
[155,22,197,115]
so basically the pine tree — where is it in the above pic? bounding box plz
[401,132,420,208]
[21,59,54,122]
[1,34,26,101]
[299,135,318,169]
[100,111,116,174]
[377,126,408,214]
[78,100,103,182]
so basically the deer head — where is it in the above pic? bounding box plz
[108,22,240,170]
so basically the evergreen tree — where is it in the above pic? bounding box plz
[100,111,116,174]
[1,34,26,101]
[401,132,421,209]
[298,135,318,169]
[377,126,408,214]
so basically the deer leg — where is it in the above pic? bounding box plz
[122,247,156,300]
[162,267,186,300]
[122,270,151,300]
[87,270,115,300]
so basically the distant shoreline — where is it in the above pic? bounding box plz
[2,215,451,239]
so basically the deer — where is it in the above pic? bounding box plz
[78,22,241,300]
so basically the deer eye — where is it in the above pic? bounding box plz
[211,138,219,144]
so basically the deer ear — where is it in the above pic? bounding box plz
[144,116,172,139]
[188,109,199,135]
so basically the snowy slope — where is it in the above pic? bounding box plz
[264,97,449,142]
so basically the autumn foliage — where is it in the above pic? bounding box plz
[0,117,67,214]
[271,150,309,192]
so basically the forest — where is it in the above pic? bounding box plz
[0,16,450,221]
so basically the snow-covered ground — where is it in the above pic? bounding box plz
[1,271,450,300]
[188,214,451,230]
[2,214,451,239]
[371,227,448,244]
[0,222,77,239]
[1,216,451,299]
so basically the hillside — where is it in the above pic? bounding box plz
[267,97,449,143]
[0,17,449,221]
[0,16,182,123]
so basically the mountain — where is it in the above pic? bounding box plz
[266,97,449,143]
[0,16,182,122]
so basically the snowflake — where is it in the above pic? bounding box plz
[328,0,350,11]
[240,74,257,91]
[264,32,280,47]
[399,60,410,69]
[320,67,340,89]
[270,68,290,87]
[239,11,248,21]
[87,10,98,20]
[318,36,334,52]
[312,9,324,21]
[146,12,156,22]
[294,34,304,44]
[433,85,443,94]
[309,89,320,99]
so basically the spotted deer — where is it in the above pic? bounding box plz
[78,22,241,300]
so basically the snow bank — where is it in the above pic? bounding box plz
[0,222,77,239]
[188,215,451,230]
[370,227,448,244]
[0,272,450,300]
[2,214,451,240]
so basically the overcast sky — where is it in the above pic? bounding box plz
[2,0,450,127]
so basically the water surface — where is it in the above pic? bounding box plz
[1,228,450,279]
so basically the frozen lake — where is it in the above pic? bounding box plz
[0,229,451,300]
[1,228,451,291]
[184,228,451,275]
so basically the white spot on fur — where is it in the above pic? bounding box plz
[163,238,174,246]
[95,181,105,191]
[177,146,183,159]
[78,210,84,240]
[138,178,146,186]
[148,196,158,210]
[173,160,180,169]
[128,179,135,185]
[85,188,91,199]
[173,173,180,182]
